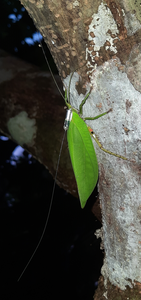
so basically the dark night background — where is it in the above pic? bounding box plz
[0,1,103,299]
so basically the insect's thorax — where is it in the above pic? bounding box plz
[64,109,72,131]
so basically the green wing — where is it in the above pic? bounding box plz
[67,111,98,208]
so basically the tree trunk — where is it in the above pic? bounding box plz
[9,0,141,297]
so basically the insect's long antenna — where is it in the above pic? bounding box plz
[39,33,88,102]
[17,130,66,281]
[18,32,67,281]
[39,36,65,100]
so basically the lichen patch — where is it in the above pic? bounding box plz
[7,111,36,147]
[86,2,119,73]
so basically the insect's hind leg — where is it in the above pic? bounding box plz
[84,108,112,121]
[88,127,128,161]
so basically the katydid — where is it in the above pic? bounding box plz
[39,36,128,208]
[18,35,128,281]
[34,37,129,211]
[63,73,128,208]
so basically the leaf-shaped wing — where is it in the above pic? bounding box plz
[67,112,98,208]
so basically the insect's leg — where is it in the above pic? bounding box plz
[84,109,112,121]
[64,89,70,108]
[79,92,90,115]
[88,126,128,161]
[64,89,67,103]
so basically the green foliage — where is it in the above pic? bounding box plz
[67,111,98,208]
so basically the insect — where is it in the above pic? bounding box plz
[62,73,128,208]
[17,36,128,281]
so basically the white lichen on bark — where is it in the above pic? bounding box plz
[86,2,119,71]
[7,111,36,146]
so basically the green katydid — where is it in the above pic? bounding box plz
[18,36,128,281]
[63,72,128,208]
[38,36,128,209]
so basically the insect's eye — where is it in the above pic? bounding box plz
[89,128,93,134]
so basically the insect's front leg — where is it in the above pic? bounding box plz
[79,91,91,116]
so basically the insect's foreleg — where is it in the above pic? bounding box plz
[79,92,90,115]
[84,109,112,121]
[64,89,68,105]
[64,89,71,109]
[88,127,128,161]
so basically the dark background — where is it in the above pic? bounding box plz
[0,1,103,299]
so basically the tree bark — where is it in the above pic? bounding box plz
[5,0,141,297]
[0,49,80,197]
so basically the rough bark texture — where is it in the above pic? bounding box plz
[3,0,141,298]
